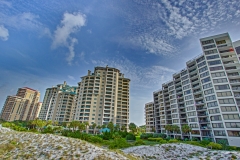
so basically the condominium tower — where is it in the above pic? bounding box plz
[38,81,78,123]
[0,87,41,121]
[145,33,240,147]
[74,66,130,129]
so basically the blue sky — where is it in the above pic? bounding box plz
[0,0,240,125]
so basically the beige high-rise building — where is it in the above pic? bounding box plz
[145,102,155,133]
[38,81,78,123]
[0,87,41,121]
[74,66,130,131]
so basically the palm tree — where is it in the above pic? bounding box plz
[97,125,102,133]
[92,123,97,134]
[70,121,79,131]
[165,124,172,134]
[181,124,192,140]
[107,122,114,132]
[84,121,89,133]
[101,124,106,129]
[78,122,85,132]
[172,125,180,139]
[114,124,120,132]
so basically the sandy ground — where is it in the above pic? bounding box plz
[0,126,128,160]
[122,143,240,160]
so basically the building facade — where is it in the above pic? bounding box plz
[0,87,41,121]
[38,81,78,123]
[74,66,130,129]
[145,102,155,132]
[146,33,240,147]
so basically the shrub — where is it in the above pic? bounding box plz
[88,136,103,143]
[134,139,145,146]
[119,131,128,138]
[207,142,222,150]
[169,139,178,143]
[108,138,131,149]
[185,141,203,147]
[159,140,167,144]
[112,132,122,139]
[102,131,112,140]
[152,133,167,138]
[227,146,237,151]
[126,133,136,141]
[140,133,153,139]
[200,139,211,146]
[148,138,163,142]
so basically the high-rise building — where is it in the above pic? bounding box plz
[74,66,130,131]
[146,33,240,147]
[0,87,41,121]
[38,81,78,123]
[145,102,155,132]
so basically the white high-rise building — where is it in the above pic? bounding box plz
[146,33,240,147]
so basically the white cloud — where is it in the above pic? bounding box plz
[52,12,86,65]
[0,25,9,41]
[68,75,75,80]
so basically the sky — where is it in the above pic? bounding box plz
[0,0,240,126]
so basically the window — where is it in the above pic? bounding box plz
[223,114,240,120]
[206,54,220,60]
[203,44,216,50]
[198,61,206,68]
[173,119,179,123]
[204,89,214,95]
[186,106,195,111]
[182,80,189,85]
[217,91,232,97]
[199,66,208,73]
[172,114,178,118]
[214,130,226,136]
[225,122,240,128]
[212,123,224,128]
[227,131,240,137]
[181,70,188,76]
[205,49,218,55]
[208,60,221,65]
[196,56,205,63]
[201,77,211,84]
[184,90,191,95]
[190,123,198,128]
[187,111,196,117]
[216,40,226,45]
[205,95,216,101]
[183,85,190,90]
[189,117,197,122]
[211,72,225,78]
[221,106,237,112]
[211,115,222,121]
[186,100,194,105]
[207,101,218,108]
[208,108,220,114]
[215,84,230,90]
[181,75,188,81]
[202,39,214,45]
[203,83,212,89]
[210,66,223,71]
[185,95,192,100]
[218,98,235,104]
[200,71,209,78]
[213,78,228,84]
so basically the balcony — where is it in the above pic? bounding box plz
[196,107,207,111]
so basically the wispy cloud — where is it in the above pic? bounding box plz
[92,57,175,88]
[52,12,86,65]
[68,75,75,80]
[0,25,9,41]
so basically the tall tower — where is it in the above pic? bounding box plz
[75,66,130,131]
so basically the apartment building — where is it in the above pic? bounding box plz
[38,81,78,123]
[74,66,130,130]
[145,102,155,132]
[146,33,240,147]
[0,87,41,121]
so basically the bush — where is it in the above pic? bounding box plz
[119,131,128,138]
[152,133,167,139]
[207,142,222,150]
[126,133,136,141]
[88,136,103,143]
[108,138,131,149]
[148,138,163,142]
[185,141,203,147]
[169,139,178,143]
[112,132,122,139]
[227,146,237,151]
[134,139,145,146]
[200,139,211,146]
[102,131,112,140]
[140,133,153,139]
[159,140,167,144]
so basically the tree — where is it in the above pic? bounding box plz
[84,121,89,133]
[97,125,102,133]
[121,125,126,131]
[172,125,180,139]
[129,123,137,133]
[101,124,106,129]
[70,121,79,131]
[107,122,114,132]
[92,123,97,134]
[78,123,85,132]
[165,124,172,134]
[181,124,192,139]
[31,119,47,132]
[114,124,120,132]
